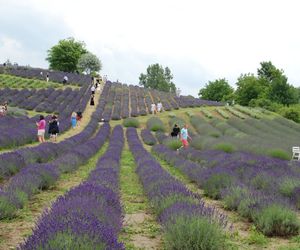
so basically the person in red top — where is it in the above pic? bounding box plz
[36,115,46,143]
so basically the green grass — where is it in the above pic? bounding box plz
[119,144,162,249]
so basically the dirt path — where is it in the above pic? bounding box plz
[0,142,108,250]
[119,143,162,249]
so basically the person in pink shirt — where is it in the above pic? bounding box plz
[36,115,46,143]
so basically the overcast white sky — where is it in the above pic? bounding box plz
[0,0,300,96]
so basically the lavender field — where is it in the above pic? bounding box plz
[1,72,300,249]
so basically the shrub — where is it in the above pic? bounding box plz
[146,117,165,132]
[191,136,203,150]
[203,174,233,199]
[164,216,226,250]
[223,186,248,210]
[0,196,17,219]
[246,226,269,246]
[251,174,272,191]
[237,197,258,221]
[291,187,300,209]
[164,138,182,150]
[123,117,140,128]
[254,204,300,236]
[213,143,235,153]
[280,108,300,123]
[268,149,290,160]
[279,178,300,198]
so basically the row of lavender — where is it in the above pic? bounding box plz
[0,87,106,181]
[0,85,89,115]
[99,81,223,121]
[0,65,92,86]
[0,122,110,219]
[19,125,124,249]
[127,128,228,249]
[153,144,300,236]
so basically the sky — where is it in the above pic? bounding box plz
[0,0,300,96]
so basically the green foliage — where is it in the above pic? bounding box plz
[279,178,300,197]
[213,143,235,153]
[279,107,300,123]
[203,173,233,199]
[123,117,140,128]
[164,138,182,150]
[47,37,87,72]
[235,74,267,106]
[223,186,248,211]
[198,78,233,102]
[164,216,226,250]
[245,226,269,246]
[254,204,300,236]
[0,196,17,219]
[139,64,176,93]
[146,117,165,132]
[268,149,290,160]
[237,197,257,220]
[77,52,102,74]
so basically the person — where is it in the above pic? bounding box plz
[157,101,163,113]
[151,103,156,115]
[178,124,192,151]
[36,115,46,143]
[76,111,82,127]
[0,105,4,117]
[46,73,49,82]
[90,94,95,106]
[71,112,77,129]
[3,101,7,113]
[63,75,68,84]
[91,85,95,95]
[171,124,180,138]
[40,71,43,77]
[48,115,59,142]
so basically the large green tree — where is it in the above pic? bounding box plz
[46,37,87,72]
[77,52,102,74]
[139,64,176,92]
[198,78,233,101]
[235,74,268,106]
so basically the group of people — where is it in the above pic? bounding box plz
[0,101,8,117]
[171,123,192,150]
[150,101,163,115]
[36,114,59,143]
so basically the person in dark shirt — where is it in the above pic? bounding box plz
[171,124,180,138]
[48,115,59,142]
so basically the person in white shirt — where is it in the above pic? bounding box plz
[150,103,156,115]
[157,102,163,112]
[91,85,96,95]
[63,75,68,84]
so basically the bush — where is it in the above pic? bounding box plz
[213,143,235,153]
[246,226,269,246]
[0,196,17,219]
[279,178,300,198]
[254,204,300,236]
[223,186,248,211]
[164,216,226,250]
[146,117,165,132]
[268,149,290,160]
[164,138,182,150]
[123,117,140,128]
[279,108,300,123]
[237,197,258,221]
[203,173,233,199]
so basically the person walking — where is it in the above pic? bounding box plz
[63,75,68,84]
[91,85,95,95]
[48,115,59,142]
[171,124,180,138]
[46,73,49,82]
[76,111,82,127]
[71,112,77,129]
[157,101,163,113]
[90,94,95,106]
[36,115,46,143]
[151,103,156,115]
[178,124,192,151]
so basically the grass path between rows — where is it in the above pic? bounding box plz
[148,145,300,250]
[0,141,109,250]
[119,142,162,249]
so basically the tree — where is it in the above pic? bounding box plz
[77,52,102,74]
[46,37,87,72]
[139,64,176,92]
[257,61,283,82]
[235,74,268,106]
[198,78,233,102]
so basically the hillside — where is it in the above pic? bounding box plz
[1,72,300,250]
